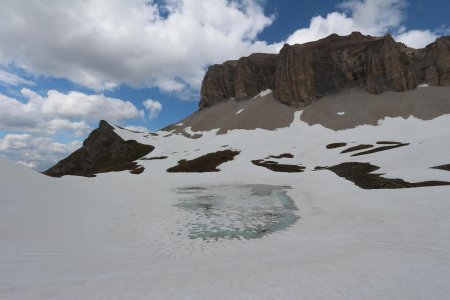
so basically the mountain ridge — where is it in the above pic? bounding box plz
[43,32,450,177]
[200,32,450,109]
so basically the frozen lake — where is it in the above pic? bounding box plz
[174,184,299,240]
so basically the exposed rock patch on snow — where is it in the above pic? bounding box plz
[167,150,240,173]
[432,164,450,172]
[350,143,409,157]
[326,142,347,149]
[252,159,305,173]
[340,144,374,153]
[265,153,294,159]
[323,162,450,189]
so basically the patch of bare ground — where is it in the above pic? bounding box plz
[300,87,450,130]
[341,144,373,153]
[166,93,296,135]
[266,153,294,159]
[326,143,347,149]
[432,164,450,171]
[321,162,450,189]
[167,150,240,173]
[351,143,409,156]
[376,141,402,145]
[252,159,305,173]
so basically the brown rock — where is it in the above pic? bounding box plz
[199,53,278,109]
[166,150,240,173]
[44,120,154,177]
[199,32,450,109]
[419,36,450,85]
[274,32,419,107]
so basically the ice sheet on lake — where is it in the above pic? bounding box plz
[174,185,299,240]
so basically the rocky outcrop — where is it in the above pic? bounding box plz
[418,36,450,86]
[44,120,154,177]
[167,150,240,172]
[199,53,278,109]
[200,32,450,109]
[274,33,419,107]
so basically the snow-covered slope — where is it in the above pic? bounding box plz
[1,89,450,299]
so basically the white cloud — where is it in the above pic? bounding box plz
[395,29,438,48]
[0,0,274,92]
[339,0,406,31]
[0,134,31,151]
[280,0,442,49]
[38,89,144,122]
[283,12,357,46]
[0,89,143,134]
[0,134,82,171]
[0,70,34,86]
[46,119,91,137]
[143,99,163,119]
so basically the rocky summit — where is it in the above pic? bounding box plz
[200,32,450,109]
[44,120,154,177]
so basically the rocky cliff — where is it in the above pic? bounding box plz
[44,120,154,177]
[200,53,278,109]
[199,32,450,109]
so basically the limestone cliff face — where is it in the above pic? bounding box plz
[199,53,278,109]
[274,33,419,107]
[44,121,154,177]
[199,32,450,109]
[418,36,450,86]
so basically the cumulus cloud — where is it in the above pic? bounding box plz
[46,119,91,137]
[0,0,274,92]
[280,0,443,49]
[395,29,439,48]
[0,89,143,134]
[143,99,163,119]
[0,134,82,171]
[0,0,444,95]
[36,89,144,122]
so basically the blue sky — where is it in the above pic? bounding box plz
[0,0,448,170]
